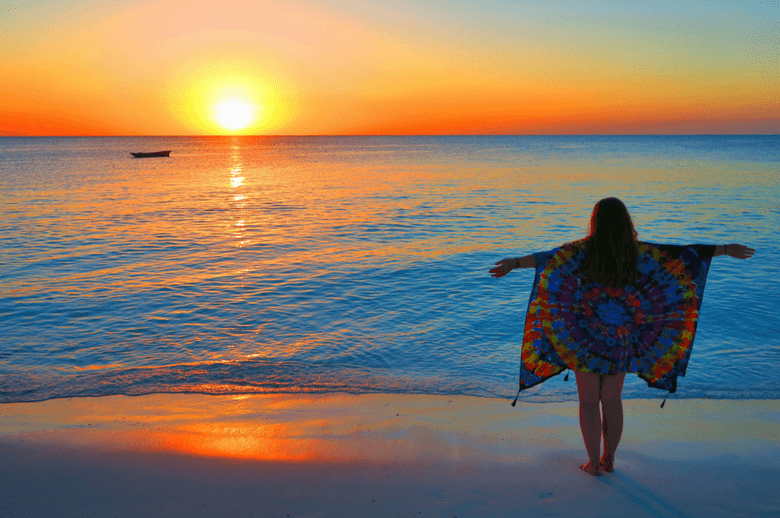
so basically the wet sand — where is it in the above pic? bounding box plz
[1,393,778,517]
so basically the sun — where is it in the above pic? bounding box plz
[216,100,253,132]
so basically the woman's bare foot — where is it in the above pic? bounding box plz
[579,461,602,476]
[600,455,614,473]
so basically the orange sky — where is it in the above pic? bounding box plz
[1,0,777,135]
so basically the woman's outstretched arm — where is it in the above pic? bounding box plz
[489,254,535,278]
[713,243,756,259]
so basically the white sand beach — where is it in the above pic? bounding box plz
[1,393,778,517]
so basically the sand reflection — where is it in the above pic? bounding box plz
[2,394,779,471]
[0,393,565,464]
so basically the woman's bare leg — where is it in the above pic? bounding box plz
[575,372,602,475]
[599,373,626,468]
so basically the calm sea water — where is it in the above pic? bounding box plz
[1,135,778,404]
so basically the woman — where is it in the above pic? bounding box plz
[489,198,754,476]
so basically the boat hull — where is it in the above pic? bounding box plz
[131,150,171,158]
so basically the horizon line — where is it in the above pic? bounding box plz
[1,133,778,138]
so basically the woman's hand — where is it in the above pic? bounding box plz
[489,258,516,278]
[726,244,756,259]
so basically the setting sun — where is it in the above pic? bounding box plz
[216,101,254,132]
[0,0,776,136]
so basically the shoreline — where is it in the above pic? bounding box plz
[1,393,779,517]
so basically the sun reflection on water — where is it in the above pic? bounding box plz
[228,143,250,248]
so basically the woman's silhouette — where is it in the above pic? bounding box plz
[489,198,754,476]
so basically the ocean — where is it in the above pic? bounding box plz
[1,135,778,404]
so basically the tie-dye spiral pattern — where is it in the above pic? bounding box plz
[518,240,715,394]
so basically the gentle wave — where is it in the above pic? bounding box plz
[0,359,456,403]
[3,356,777,404]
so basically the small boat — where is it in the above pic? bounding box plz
[131,150,171,158]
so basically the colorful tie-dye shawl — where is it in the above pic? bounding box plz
[516,239,716,396]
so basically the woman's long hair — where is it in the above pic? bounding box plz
[581,197,639,287]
